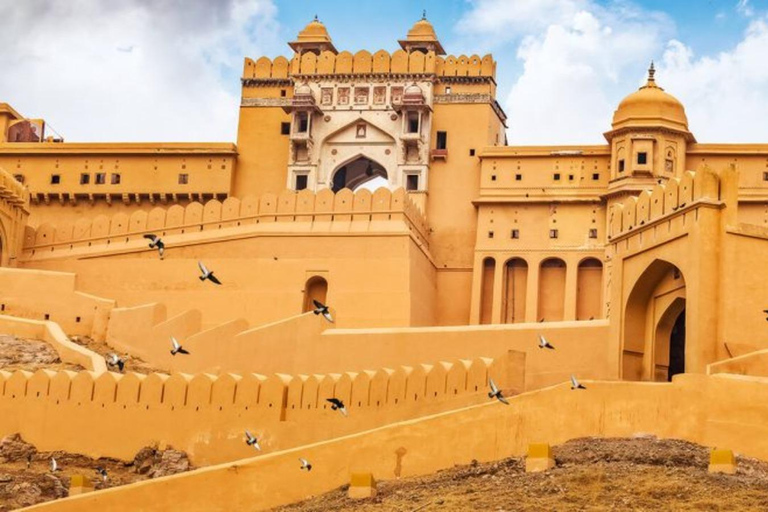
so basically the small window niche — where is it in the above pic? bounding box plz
[589,228,598,239]
[637,152,648,165]
[406,112,420,134]
[436,131,447,150]
[280,122,291,135]
[511,229,520,239]
[549,229,559,239]
[178,173,189,185]
[80,173,90,185]
[50,174,61,185]
[618,159,625,172]
[406,174,420,191]
[111,173,121,185]
[295,174,308,191]
[95,173,106,185]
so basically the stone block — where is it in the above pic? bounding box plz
[709,449,736,474]
[348,472,377,499]
[69,474,94,495]
[526,443,555,473]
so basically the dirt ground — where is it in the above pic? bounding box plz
[0,335,83,373]
[69,335,165,374]
[273,437,768,512]
[0,434,191,511]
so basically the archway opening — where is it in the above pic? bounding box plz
[479,257,495,325]
[503,258,527,323]
[538,258,566,322]
[623,259,686,381]
[332,157,388,193]
[576,258,603,320]
[303,276,328,313]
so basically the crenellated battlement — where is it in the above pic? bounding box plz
[243,51,495,81]
[21,187,429,258]
[608,169,721,239]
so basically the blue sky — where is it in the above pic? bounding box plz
[3,0,768,143]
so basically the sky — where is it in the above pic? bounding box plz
[3,0,768,144]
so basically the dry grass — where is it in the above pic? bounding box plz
[0,334,83,372]
[273,437,768,512]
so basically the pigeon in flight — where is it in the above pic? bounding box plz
[143,234,165,259]
[245,430,261,451]
[106,353,125,372]
[538,335,555,350]
[198,261,222,285]
[50,457,59,473]
[763,309,768,321]
[487,378,509,405]
[312,300,334,323]
[299,458,312,471]
[95,467,108,482]
[326,398,348,416]
[570,374,586,390]
[170,336,190,356]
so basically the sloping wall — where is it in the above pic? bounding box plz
[21,372,768,512]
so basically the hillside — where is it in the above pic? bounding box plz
[274,437,768,511]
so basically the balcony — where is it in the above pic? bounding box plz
[430,148,448,161]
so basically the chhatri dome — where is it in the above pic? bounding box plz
[610,63,691,135]
[289,16,337,54]
[398,11,446,55]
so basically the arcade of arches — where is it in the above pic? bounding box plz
[478,256,604,325]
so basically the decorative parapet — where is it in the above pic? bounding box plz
[242,51,495,81]
[20,188,430,257]
[607,169,721,240]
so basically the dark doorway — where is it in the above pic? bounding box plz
[668,309,685,381]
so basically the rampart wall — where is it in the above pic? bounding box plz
[22,372,768,512]
[0,351,523,465]
[243,51,495,79]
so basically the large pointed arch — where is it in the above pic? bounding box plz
[330,154,389,193]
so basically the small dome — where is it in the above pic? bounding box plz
[295,83,311,95]
[404,84,423,96]
[611,64,689,133]
[288,16,337,54]
[398,13,445,55]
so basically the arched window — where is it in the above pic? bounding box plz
[538,258,566,322]
[503,258,528,323]
[303,276,328,313]
[576,258,603,320]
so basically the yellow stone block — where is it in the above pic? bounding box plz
[348,472,377,499]
[69,474,94,495]
[709,449,736,474]
[526,443,555,473]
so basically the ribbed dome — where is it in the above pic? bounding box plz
[612,64,689,133]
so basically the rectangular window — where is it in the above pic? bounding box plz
[373,86,386,105]
[554,173,561,181]
[445,86,452,94]
[568,174,574,181]
[589,228,598,239]
[491,175,496,181]
[488,231,494,239]
[280,122,290,135]
[407,112,420,134]
[391,86,403,104]
[511,229,520,239]
[406,174,420,191]
[515,174,522,181]
[592,173,600,180]
[436,131,447,150]
[469,149,476,156]
[321,88,333,105]
[354,87,369,105]
[618,159,625,172]
[280,89,286,97]
[764,172,768,181]
[549,229,559,239]
[178,173,189,185]
[80,173,90,185]
[111,173,121,185]
[338,87,350,105]
[637,152,647,165]
[50,174,61,184]
[355,124,367,138]
[296,112,308,133]
[295,174,308,191]
[95,173,106,185]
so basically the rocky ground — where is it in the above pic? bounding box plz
[0,434,191,511]
[0,335,83,373]
[274,437,768,512]
[69,335,165,374]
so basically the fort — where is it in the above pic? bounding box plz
[3,14,768,511]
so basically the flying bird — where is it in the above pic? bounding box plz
[312,300,334,323]
[50,457,58,473]
[245,430,261,451]
[538,335,555,350]
[326,398,348,416]
[487,378,509,405]
[198,261,222,285]
[95,467,108,482]
[763,309,768,321]
[170,336,190,356]
[299,457,312,471]
[106,353,125,372]
[570,375,586,390]
[143,234,165,259]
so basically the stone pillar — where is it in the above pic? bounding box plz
[563,257,578,321]
[348,473,377,499]
[525,256,540,323]
[525,443,556,472]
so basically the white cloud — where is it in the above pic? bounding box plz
[737,0,755,17]
[0,0,280,142]
[658,17,768,142]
